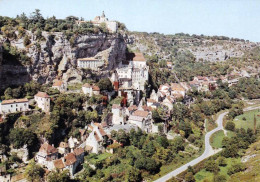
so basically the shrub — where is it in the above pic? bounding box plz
[225,121,235,131]
[227,162,246,175]
[205,160,219,173]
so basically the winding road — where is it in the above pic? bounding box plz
[155,105,260,182]
[154,112,228,182]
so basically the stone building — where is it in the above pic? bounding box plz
[111,104,125,125]
[35,142,58,170]
[52,80,67,92]
[82,83,100,96]
[116,52,149,101]
[128,110,152,132]
[76,11,118,33]
[0,98,29,115]
[77,57,103,70]
[34,92,50,113]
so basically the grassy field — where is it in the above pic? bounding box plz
[210,130,225,149]
[194,158,241,182]
[233,109,260,130]
[67,83,83,90]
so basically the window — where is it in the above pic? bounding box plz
[11,105,13,108]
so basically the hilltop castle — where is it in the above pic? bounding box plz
[76,11,118,33]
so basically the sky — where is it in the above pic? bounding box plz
[0,0,259,42]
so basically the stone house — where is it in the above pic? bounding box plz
[35,142,58,170]
[52,80,67,93]
[0,98,29,115]
[53,148,84,176]
[86,122,108,154]
[170,83,186,98]
[58,142,69,155]
[128,110,152,132]
[111,104,125,125]
[82,83,100,96]
[34,92,50,113]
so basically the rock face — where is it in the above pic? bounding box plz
[0,32,126,89]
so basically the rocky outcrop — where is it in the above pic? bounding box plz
[0,32,126,89]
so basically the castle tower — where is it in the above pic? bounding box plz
[102,11,105,18]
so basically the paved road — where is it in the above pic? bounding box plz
[154,112,228,182]
[155,105,260,182]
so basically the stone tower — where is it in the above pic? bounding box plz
[102,11,105,18]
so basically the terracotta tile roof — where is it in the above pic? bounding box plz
[142,106,153,112]
[59,142,68,148]
[94,132,101,142]
[79,129,86,136]
[88,125,93,131]
[147,99,156,103]
[99,128,107,136]
[171,83,185,91]
[73,147,84,156]
[78,57,98,61]
[126,53,146,62]
[112,104,121,109]
[83,83,91,88]
[64,153,77,166]
[92,85,100,91]
[128,105,138,111]
[53,80,63,87]
[133,110,149,118]
[53,159,65,169]
[1,98,28,105]
[85,145,93,151]
[39,142,58,155]
[35,91,50,98]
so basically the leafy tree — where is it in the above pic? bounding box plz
[185,172,195,182]
[225,121,235,131]
[205,160,219,173]
[25,160,45,182]
[48,170,71,182]
[213,174,227,182]
[227,162,246,175]
[125,167,141,182]
[97,78,113,91]
[23,35,31,46]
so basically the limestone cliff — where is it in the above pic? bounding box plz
[0,32,126,89]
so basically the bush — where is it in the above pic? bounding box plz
[23,35,31,47]
[227,162,246,175]
[217,156,227,167]
[185,172,195,182]
[213,174,226,182]
[225,121,235,131]
[205,160,219,173]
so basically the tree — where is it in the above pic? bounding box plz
[48,170,71,182]
[205,160,219,173]
[222,144,238,158]
[125,167,141,182]
[97,78,113,91]
[213,174,226,182]
[23,35,31,46]
[25,160,45,182]
[185,172,195,182]
[225,121,235,131]
[217,156,227,167]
